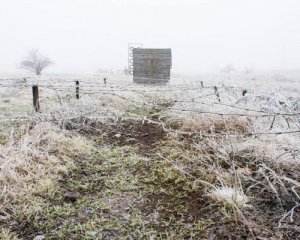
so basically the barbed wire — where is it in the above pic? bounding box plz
[168,107,300,117]
[1,114,299,137]
[0,76,246,90]
[0,83,241,93]
[174,100,300,116]
[1,84,300,118]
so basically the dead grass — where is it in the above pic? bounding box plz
[0,74,299,239]
[0,121,95,238]
[179,115,252,134]
[208,186,249,208]
[159,113,300,239]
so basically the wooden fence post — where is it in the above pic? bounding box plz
[32,85,40,112]
[214,86,221,102]
[269,116,276,130]
[76,81,79,99]
[200,81,204,87]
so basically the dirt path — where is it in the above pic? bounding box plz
[6,119,225,239]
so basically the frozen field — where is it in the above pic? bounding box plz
[0,71,300,239]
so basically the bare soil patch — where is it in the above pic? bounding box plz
[64,118,166,156]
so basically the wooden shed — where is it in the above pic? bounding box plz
[132,48,172,84]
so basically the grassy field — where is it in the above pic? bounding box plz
[0,72,300,239]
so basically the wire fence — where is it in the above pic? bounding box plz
[1,77,300,137]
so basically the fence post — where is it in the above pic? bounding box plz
[214,86,221,102]
[200,81,204,87]
[76,80,79,99]
[32,85,40,112]
[269,116,276,130]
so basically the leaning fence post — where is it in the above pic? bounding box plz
[214,86,221,102]
[269,116,276,130]
[32,85,40,112]
[75,80,79,99]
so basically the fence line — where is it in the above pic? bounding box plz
[1,79,300,136]
[1,113,299,137]
[1,81,300,117]
[173,100,300,116]
[0,83,241,93]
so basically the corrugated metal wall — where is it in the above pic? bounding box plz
[132,48,172,84]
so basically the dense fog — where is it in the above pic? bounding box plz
[0,0,299,74]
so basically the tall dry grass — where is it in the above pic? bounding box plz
[0,121,93,237]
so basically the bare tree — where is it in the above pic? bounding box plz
[20,49,53,75]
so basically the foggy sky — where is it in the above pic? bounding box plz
[0,0,300,74]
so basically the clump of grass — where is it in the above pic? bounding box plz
[180,115,252,134]
[0,130,8,145]
[0,228,18,240]
[208,186,249,208]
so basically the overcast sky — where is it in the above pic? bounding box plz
[0,0,300,74]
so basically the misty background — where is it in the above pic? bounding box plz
[0,0,299,74]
